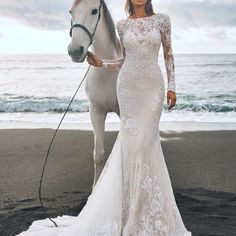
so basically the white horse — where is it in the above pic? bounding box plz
[68,0,123,189]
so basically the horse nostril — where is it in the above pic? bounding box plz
[69,46,84,58]
[79,46,84,55]
[71,47,84,57]
[68,48,72,56]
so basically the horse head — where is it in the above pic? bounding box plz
[68,0,103,62]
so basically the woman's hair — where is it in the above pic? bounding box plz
[125,0,154,17]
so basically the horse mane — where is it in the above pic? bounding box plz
[71,0,80,10]
[102,1,122,55]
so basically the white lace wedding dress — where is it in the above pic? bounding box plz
[18,13,192,236]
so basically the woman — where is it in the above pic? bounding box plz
[18,0,192,235]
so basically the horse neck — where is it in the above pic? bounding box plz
[92,16,120,60]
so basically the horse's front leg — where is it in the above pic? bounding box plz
[89,104,107,190]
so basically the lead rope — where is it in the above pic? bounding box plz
[38,65,91,227]
[39,0,103,227]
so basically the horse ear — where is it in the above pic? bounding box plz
[71,0,81,10]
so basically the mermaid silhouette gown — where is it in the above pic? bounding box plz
[18,13,192,235]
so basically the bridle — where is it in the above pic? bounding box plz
[69,0,103,47]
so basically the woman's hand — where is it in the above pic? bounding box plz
[167,90,176,110]
[86,50,103,67]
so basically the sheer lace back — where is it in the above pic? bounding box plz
[102,13,176,92]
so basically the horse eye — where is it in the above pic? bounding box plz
[91,9,98,15]
[69,10,72,14]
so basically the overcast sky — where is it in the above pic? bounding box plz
[0,0,235,54]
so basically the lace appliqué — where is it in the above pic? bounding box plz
[159,13,176,92]
[121,117,139,136]
[134,155,169,235]
[125,17,157,45]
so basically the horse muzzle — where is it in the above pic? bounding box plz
[68,45,86,63]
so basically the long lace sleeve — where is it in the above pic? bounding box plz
[101,21,125,69]
[161,14,176,92]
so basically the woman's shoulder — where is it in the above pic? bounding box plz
[116,19,126,32]
[117,18,126,26]
[116,12,171,28]
[155,12,171,30]
[156,12,171,22]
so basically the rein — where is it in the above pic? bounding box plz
[38,0,103,228]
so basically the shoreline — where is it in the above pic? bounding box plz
[1,121,236,131]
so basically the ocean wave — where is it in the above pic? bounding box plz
[171,104,236,112]
[0,96,89,113]
[173,93,236,112]
[1,94,236,113]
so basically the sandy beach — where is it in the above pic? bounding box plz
[0,122,236,235]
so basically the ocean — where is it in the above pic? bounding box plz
[0,53,236,126]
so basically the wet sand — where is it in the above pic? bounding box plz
[0,127,236,235]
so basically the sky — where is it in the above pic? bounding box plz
[0,0,235,54]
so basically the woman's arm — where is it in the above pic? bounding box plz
[101,57,125,68]
[86,21,125,69]
[161,14,176,93]
[101,21,126,69]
